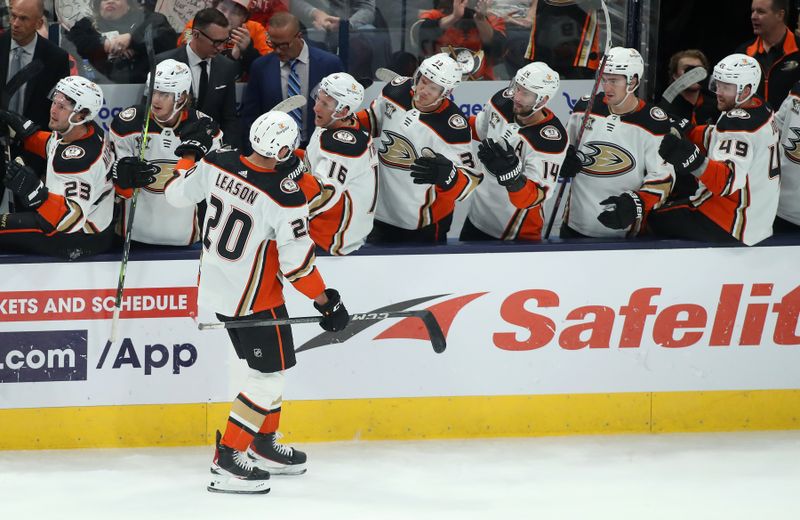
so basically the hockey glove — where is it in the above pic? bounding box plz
[275,154,305,180]
[175,117,219,160]
[410,152,458,190]
[314,288,350,332]
[658,134,705,174]
[4,159,48,209]
[477,138,525,191]
[559,145,585,180]
[112,157,159,189]
[0,108,39,141]
[668,116,693,138]
[597,190,643,230]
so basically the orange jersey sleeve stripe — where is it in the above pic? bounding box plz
[290,267,325,300]
[23,131,50,158]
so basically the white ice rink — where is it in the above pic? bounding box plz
[2,431,799,520]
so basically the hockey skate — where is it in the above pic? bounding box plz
[247,432,307,475]
[208,430,271,494]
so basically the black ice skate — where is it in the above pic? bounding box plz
[208,430,271,494]
[247,432,307,475]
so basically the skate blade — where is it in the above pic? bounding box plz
[249,458,307,476]
[207,476,271,494]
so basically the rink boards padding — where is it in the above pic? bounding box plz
[1,238,799,450]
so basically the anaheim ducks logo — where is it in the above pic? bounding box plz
[580,142,636,177]
[378,130,419,169]
[783,127,800,164]
[143,160,178,193]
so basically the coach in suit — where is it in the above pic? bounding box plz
[156,8,240,148]
[242,12,343,151]
[1,0,70,129]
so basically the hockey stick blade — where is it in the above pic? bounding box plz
[375,67,400,82]
[199,310,447,353]
[661,67,707,103]
[271,95,306,114]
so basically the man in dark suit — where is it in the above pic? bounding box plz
[156,8,240,148]
[242,12,344,151]
[1,0,70,129]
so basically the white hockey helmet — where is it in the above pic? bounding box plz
[317,72,364,119]
[51,76,104,122]
[510,62,560,113]
[149,59,193,123]
[603,47,644,92]
[249,111,299,161]
[414,53,462,98]
[710,53,761,106]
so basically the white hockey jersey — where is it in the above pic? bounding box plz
[110,106,224,245]
[164,149,326,317]
[302,122,378,255]
[361,76,482,230]
[24,122,114,234]
[566,94,675,238]
[774,84,800,226]
[686,98,780,245]
[468,89,568,240]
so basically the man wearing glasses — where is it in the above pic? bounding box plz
[242,12,344,150]
[157,8,241,148]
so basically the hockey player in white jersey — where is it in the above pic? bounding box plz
[110,59,224,246]
[357,53,482,243]
[291,72,378,255]
[772,79,800,233]
[653,54,780,246]
[165,111,349,494]
[562,47,675,238]
[0,76,115,259]
[462,62,570,241]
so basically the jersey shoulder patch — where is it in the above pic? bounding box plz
[622,102,671,135]
[320,127,370,157]
[519,112,569,154]
[419,101,471,144]
[52,123,105,174]
[716,101,773,132]
[110,105,145,136]
[488,89,514,123]
[381,78,413,110]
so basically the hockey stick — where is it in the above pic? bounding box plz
[543,0,612,239]
[109,24,156,343]
[661,66,707,104]
[271,94,306,113]
[375,67,400,82]
[199,309,447,354]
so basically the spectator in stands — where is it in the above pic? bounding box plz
[247,0,289,27]
[417,0,506,80]
[737,0,800,109]
[157,8,241,148]
[242,12,343,149]
[177,0,275,76]
[67,0,177,84]
[488,0,531,79]
[524,0,599,79]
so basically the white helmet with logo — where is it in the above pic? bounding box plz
[51,76,104,122]
[511,61,560,113]
[317,72,364,119]
[148,59,193,123]
[603,47,644,92]
[414,53,462,98]
[249,111,299,161]
[710,53,761,106]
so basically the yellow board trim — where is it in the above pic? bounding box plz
[2,390,798,450]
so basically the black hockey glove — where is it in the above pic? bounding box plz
[559,145,585,180]
[658,134,705,175]
[477,138,525,191]
[4,159,48,209]
[175,117,219,160]
[314,288,350,332]
[275,154,305,180]
[0,108,39,141]
[597,190,643,230]
[410,152,458,190]
[667,116,693,138]
[112,157,159,189]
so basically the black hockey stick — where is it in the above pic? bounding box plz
[109,24,156,342]
[199,310,448,354]
[543,0,612,239]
